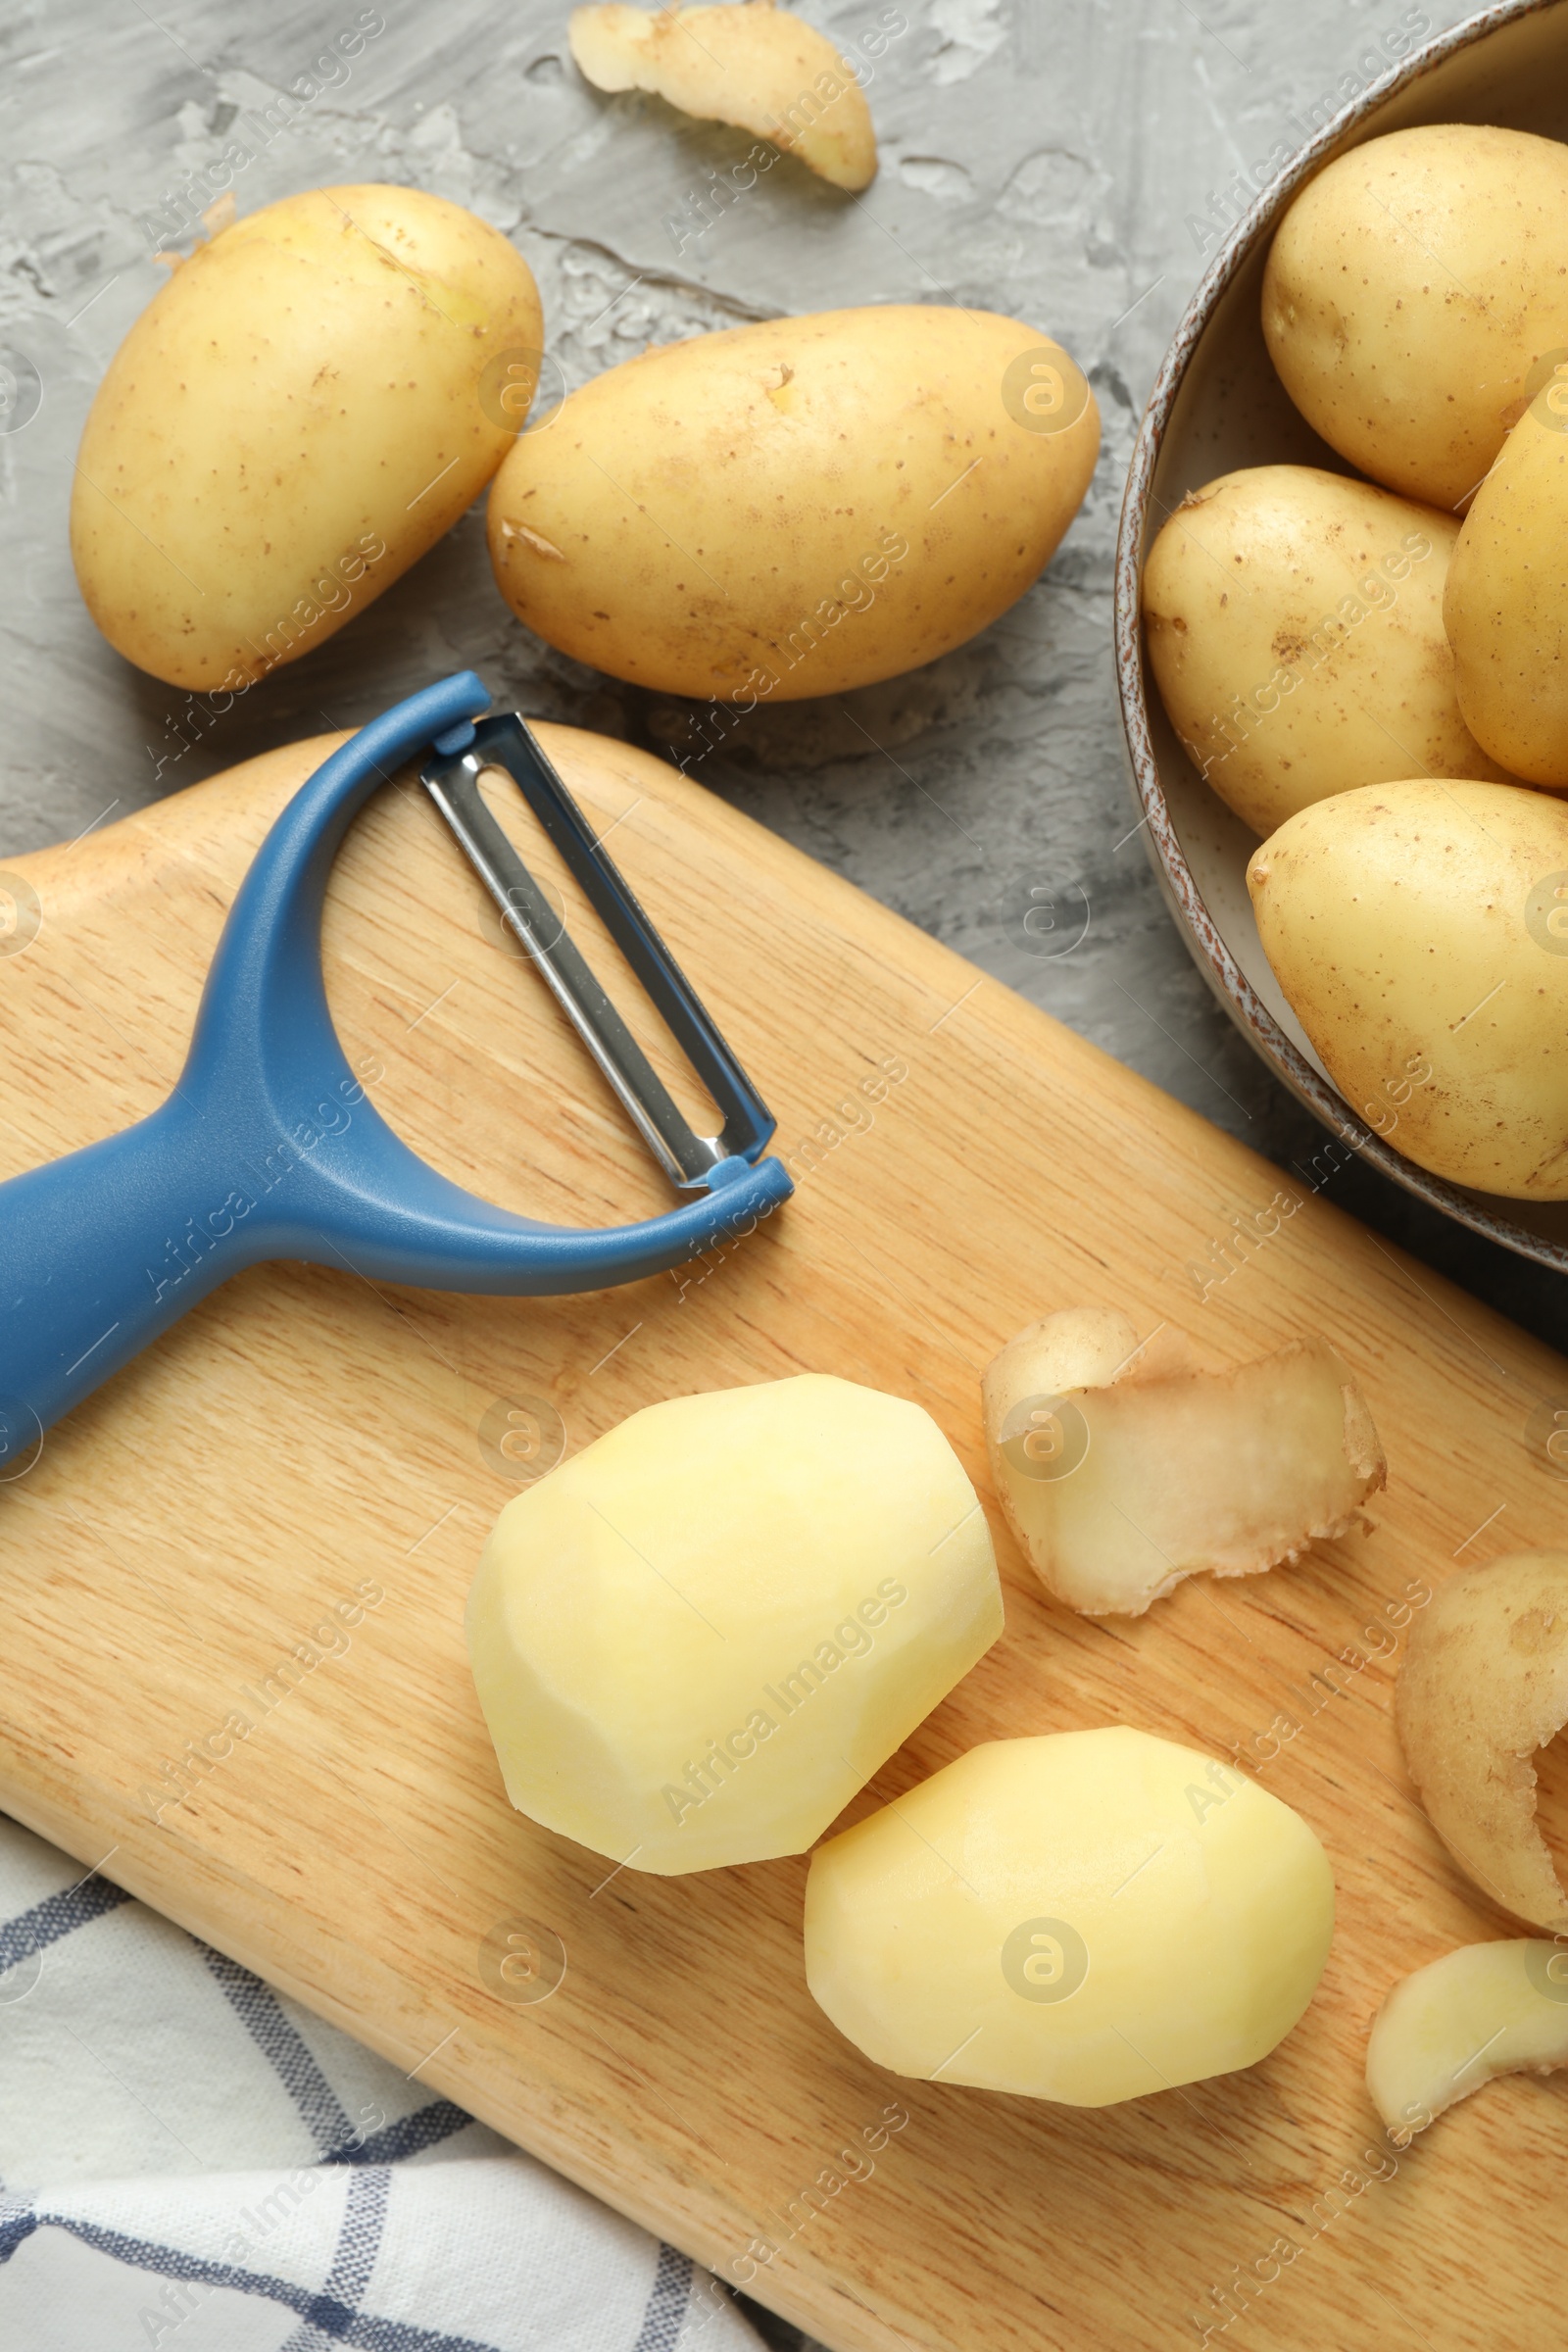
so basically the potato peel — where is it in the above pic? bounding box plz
[1367,1939,1568,2138]
[981,1307,1385,1617]
[1396,1551,1568,1931]
[568,2,877,191]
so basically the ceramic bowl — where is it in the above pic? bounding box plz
[1114,0,1568,1274]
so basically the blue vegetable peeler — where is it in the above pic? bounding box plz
[0,672,793,1471]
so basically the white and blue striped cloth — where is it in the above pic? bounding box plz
[0,1816,784,2352]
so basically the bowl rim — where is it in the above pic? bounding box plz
[1112,0,1568,1277]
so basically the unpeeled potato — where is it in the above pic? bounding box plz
[72,185,543,690]
[1262,123,1568,512]
[486,305,1100,703]
[1446,391,1568,786]
[1249,780,1568,1200]
[1142,466,1512,835]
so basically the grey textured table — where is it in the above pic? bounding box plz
[0,0,1560,1363]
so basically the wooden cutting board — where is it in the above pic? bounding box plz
[2,723,1565,2352]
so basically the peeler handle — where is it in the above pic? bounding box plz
[0,672,796,1465]
[0,1092,271,1471]
[0,671,499,1465]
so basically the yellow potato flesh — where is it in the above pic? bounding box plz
[1262,123,1568,512]
[486,304,1100,703]
[1446,406,1568,786]
[568,4,877,191]
[805,1729,1335,2105]
[1248,780,1568,1200]
[982,1309,1383,1615]
[1142,466,1510,836]
[71,185,542,689]
[466,1375,1003,1875]
[1367,1940,1568,2139]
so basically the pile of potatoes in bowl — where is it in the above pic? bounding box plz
[1142,122,1568,1204]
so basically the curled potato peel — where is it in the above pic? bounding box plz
[981,1307,1384,1616]
[569,1,878,190]
[1367,1939,1568,2138]
[1396,1551,1568,1931]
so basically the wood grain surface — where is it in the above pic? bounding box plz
[1,724,1565,2352]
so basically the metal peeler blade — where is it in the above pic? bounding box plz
[420,714,777,1192]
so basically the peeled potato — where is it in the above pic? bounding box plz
[1262,123,1568,511]
[1445,393,1568,787]
[466,1375,1003,1874]
[1396,1552,1568,1931]
[487,305,1099,703]
[1142,466,1512,836]
[1367,1940,1568,2140]
[981,1307,1384,1616]
[805,1729,1335,2105]
[569,2,877,191]
[71,185,542,690]
[1249,781,1568,1200]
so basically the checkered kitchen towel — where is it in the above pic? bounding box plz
[0,1815,774,2352]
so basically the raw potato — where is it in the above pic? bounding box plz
[72,185,543,690]
[486,305,1100,703]
[805,1729,1335,2105]
[569,2,877,191]
[981,1307,1384,1617]
[1249,782,1568,1200]
[1141,466,1512,836]
[466,1375,1003,1875]
[1262,123,1568,511]
[1396,1552,1568,1930]
[1367,1940,1568,2139]
[1446,397,1568,786]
